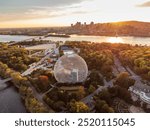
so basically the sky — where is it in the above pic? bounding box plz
[0,0,150,28]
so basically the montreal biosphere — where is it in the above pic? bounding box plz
[54,54,88,83]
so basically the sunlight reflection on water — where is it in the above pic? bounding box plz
[107,37,124,43]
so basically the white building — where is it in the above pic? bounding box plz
[129,87,150,104]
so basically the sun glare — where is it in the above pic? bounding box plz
[107,37,123,43]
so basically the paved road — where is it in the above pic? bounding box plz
[29,82,55,112]
[113,56,150,92]
[113,56,126,73]
[81,86,103,103]
[29,51,43,57]
[81,86,104,110]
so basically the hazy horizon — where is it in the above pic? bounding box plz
[0,0,150,28]
[0,20,149,29]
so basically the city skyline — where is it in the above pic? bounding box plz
[0,0,150,28]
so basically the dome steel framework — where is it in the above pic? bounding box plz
[54,54,88,83]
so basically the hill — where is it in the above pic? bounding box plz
[70,21,150,37]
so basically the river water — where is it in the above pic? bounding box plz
[0,78,26,113]
[44,35,150,46]
[0,34,150,46]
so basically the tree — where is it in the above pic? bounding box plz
[68,100,90,113]
[116,72,129,84]
[88,85,96,94]
[43,95,54,107]
[58,90,69,103]
[101,104,110,113]
[108,107,115,113]
[127,78,135,87]
[89,70,100,81]
[17,63,28,71]
[19,85,33,98]
[0,44,39,72]
[53,101,65,112]
[95,99,114,113]
[25,96,49,113]
[115,72,135,89]
[117,87,132,103]
[37,75,50,92]
[47,88,59,101]
[148,71,150,77]
[89,70,104,86]
[11,72,24,85]
[43,70,56,84]
[76,86,86,100]
[95,99,106,112]
[39,75,49,83]
[5,68,14,78]
[108,86,118,97]
[101,64,113,78]
[98,89,112,105]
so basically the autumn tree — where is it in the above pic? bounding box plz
[115,72,135,89]
[68,100,90,113]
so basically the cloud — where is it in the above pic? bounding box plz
[71,11,89,14]
[137,1,150,7]
[0,0,90,22]
[0,0,89,8]
[0,4,89,22]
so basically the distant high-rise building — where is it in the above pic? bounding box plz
[71,24,74,27]
[90,21,94,25]
[75,22,81,26]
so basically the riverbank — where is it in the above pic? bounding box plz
[0,78,26,113]
[1,34,150,45]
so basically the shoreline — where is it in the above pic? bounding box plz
[0,33,150,38]
[0,77,26,113]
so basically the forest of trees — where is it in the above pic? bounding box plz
[0,44,39,72]
[119,47,150,80]
[43,87,89,112]
[14,40,55,46]
[93,72,135,113]
[29,69,56,93]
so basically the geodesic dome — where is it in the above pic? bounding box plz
[54,54,88,83]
